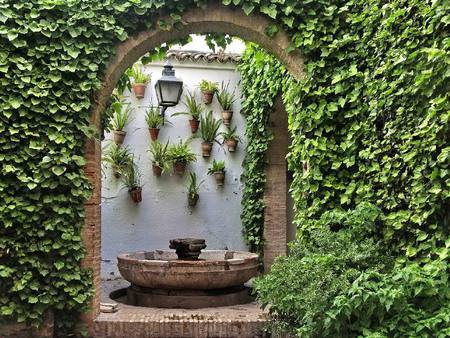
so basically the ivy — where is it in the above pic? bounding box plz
[0,0,448,336]
[238,44,289,253]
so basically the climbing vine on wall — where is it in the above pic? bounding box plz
[0,0,448,336]
[238,44,289,254]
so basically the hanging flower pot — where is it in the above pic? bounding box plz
[152,164,163,177]
[113,130,126,145]
[201,90,214,105]
[188,193,199,207]
[132,83,146,99]
[149,128,160,141]
[173,160,187,176]
[208,160,226,187]
[199,80,219,105]
[214,172,225,186]
[189,119,200,133]
[201,142,213,157]
[129,187,142,203]
[225,138,238,152]
[221,110,233,126]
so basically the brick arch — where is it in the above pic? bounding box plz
[82,2,302,334]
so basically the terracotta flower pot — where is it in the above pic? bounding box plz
[149,128,160,141]
[201,142,213,157]
[222,110,233,126]
[129,187,142,203]
[188,193,199,207]
[173,160,187,176]
[113,130,126,145]
[225,139,238,152]
[152,164,162,177]
[201,90,214,105]
[214,172,225,186]
[189,119,200,133]
[132,83,146,99]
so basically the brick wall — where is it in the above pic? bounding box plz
[263,95,290,271]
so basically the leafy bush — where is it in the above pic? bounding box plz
[255,204,391,336]
[255,203,450,337]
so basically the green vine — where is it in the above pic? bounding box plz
[238,44,289,254]
[0,0,448,336]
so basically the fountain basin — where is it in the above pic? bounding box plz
[117,250,259,290]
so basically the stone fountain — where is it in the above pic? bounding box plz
[117,238,259,308]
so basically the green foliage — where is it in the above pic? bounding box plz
[255,203,394,337]
[187,172,203,197]
[198,111,222,143]
[129,64,150,84]
[216,81,237,111]
[238,44,289,252]
[109,102,133,131]
[144,107,164,129]
[148,140,170,171]
[121,158,141,191]
[102,143,133,177]
[220,125,241,141]
[1,0,448,335]
[208,160,226,174]
[198,80,219,93]
[167,140,197,164]
[172,91,204,120]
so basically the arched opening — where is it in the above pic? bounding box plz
[82,3,302,336]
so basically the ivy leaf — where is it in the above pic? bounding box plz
[51,166,66,176]
[242,3,255,15]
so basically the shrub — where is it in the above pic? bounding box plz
[254,203,393,337]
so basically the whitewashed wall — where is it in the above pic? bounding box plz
[101,58,247,278]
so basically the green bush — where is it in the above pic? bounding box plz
[255,203,393,337]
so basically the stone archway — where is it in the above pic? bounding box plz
[82,2,303,333]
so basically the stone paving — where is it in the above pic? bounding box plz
[95,278,269,338]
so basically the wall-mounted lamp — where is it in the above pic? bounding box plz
[154,61,183,122]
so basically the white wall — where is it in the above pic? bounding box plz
[101,58,247,279]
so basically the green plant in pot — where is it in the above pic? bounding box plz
[199,80,219,105]
[122,160,143,203]
[198,111,222,157]
[220,126,242,153]
[217,81,237,126]
[129,64,151,99]
[186,172,204,207]
[167,140,197,176]
[148,140,169,177]
[145,107,167,141]
[172,91,204,133]
[102,143,133,178]
[109,101,133,145]
[208,160,226,186]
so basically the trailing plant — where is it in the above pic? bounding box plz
[198,111,222,144]
[198,80,219,93]
[167,140,197,164]
[145,107,165,129]
[148,140,170,172]
[173,91,204,121]
[109,103,133,131]
[102,143,133,177]
[207,160,225,174]
[129,64,150,84]
[216,81,237,111]
[238,44,289,252]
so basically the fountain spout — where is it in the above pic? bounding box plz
[169,238,206,260]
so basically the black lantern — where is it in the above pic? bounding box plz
[154,61,183,119]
